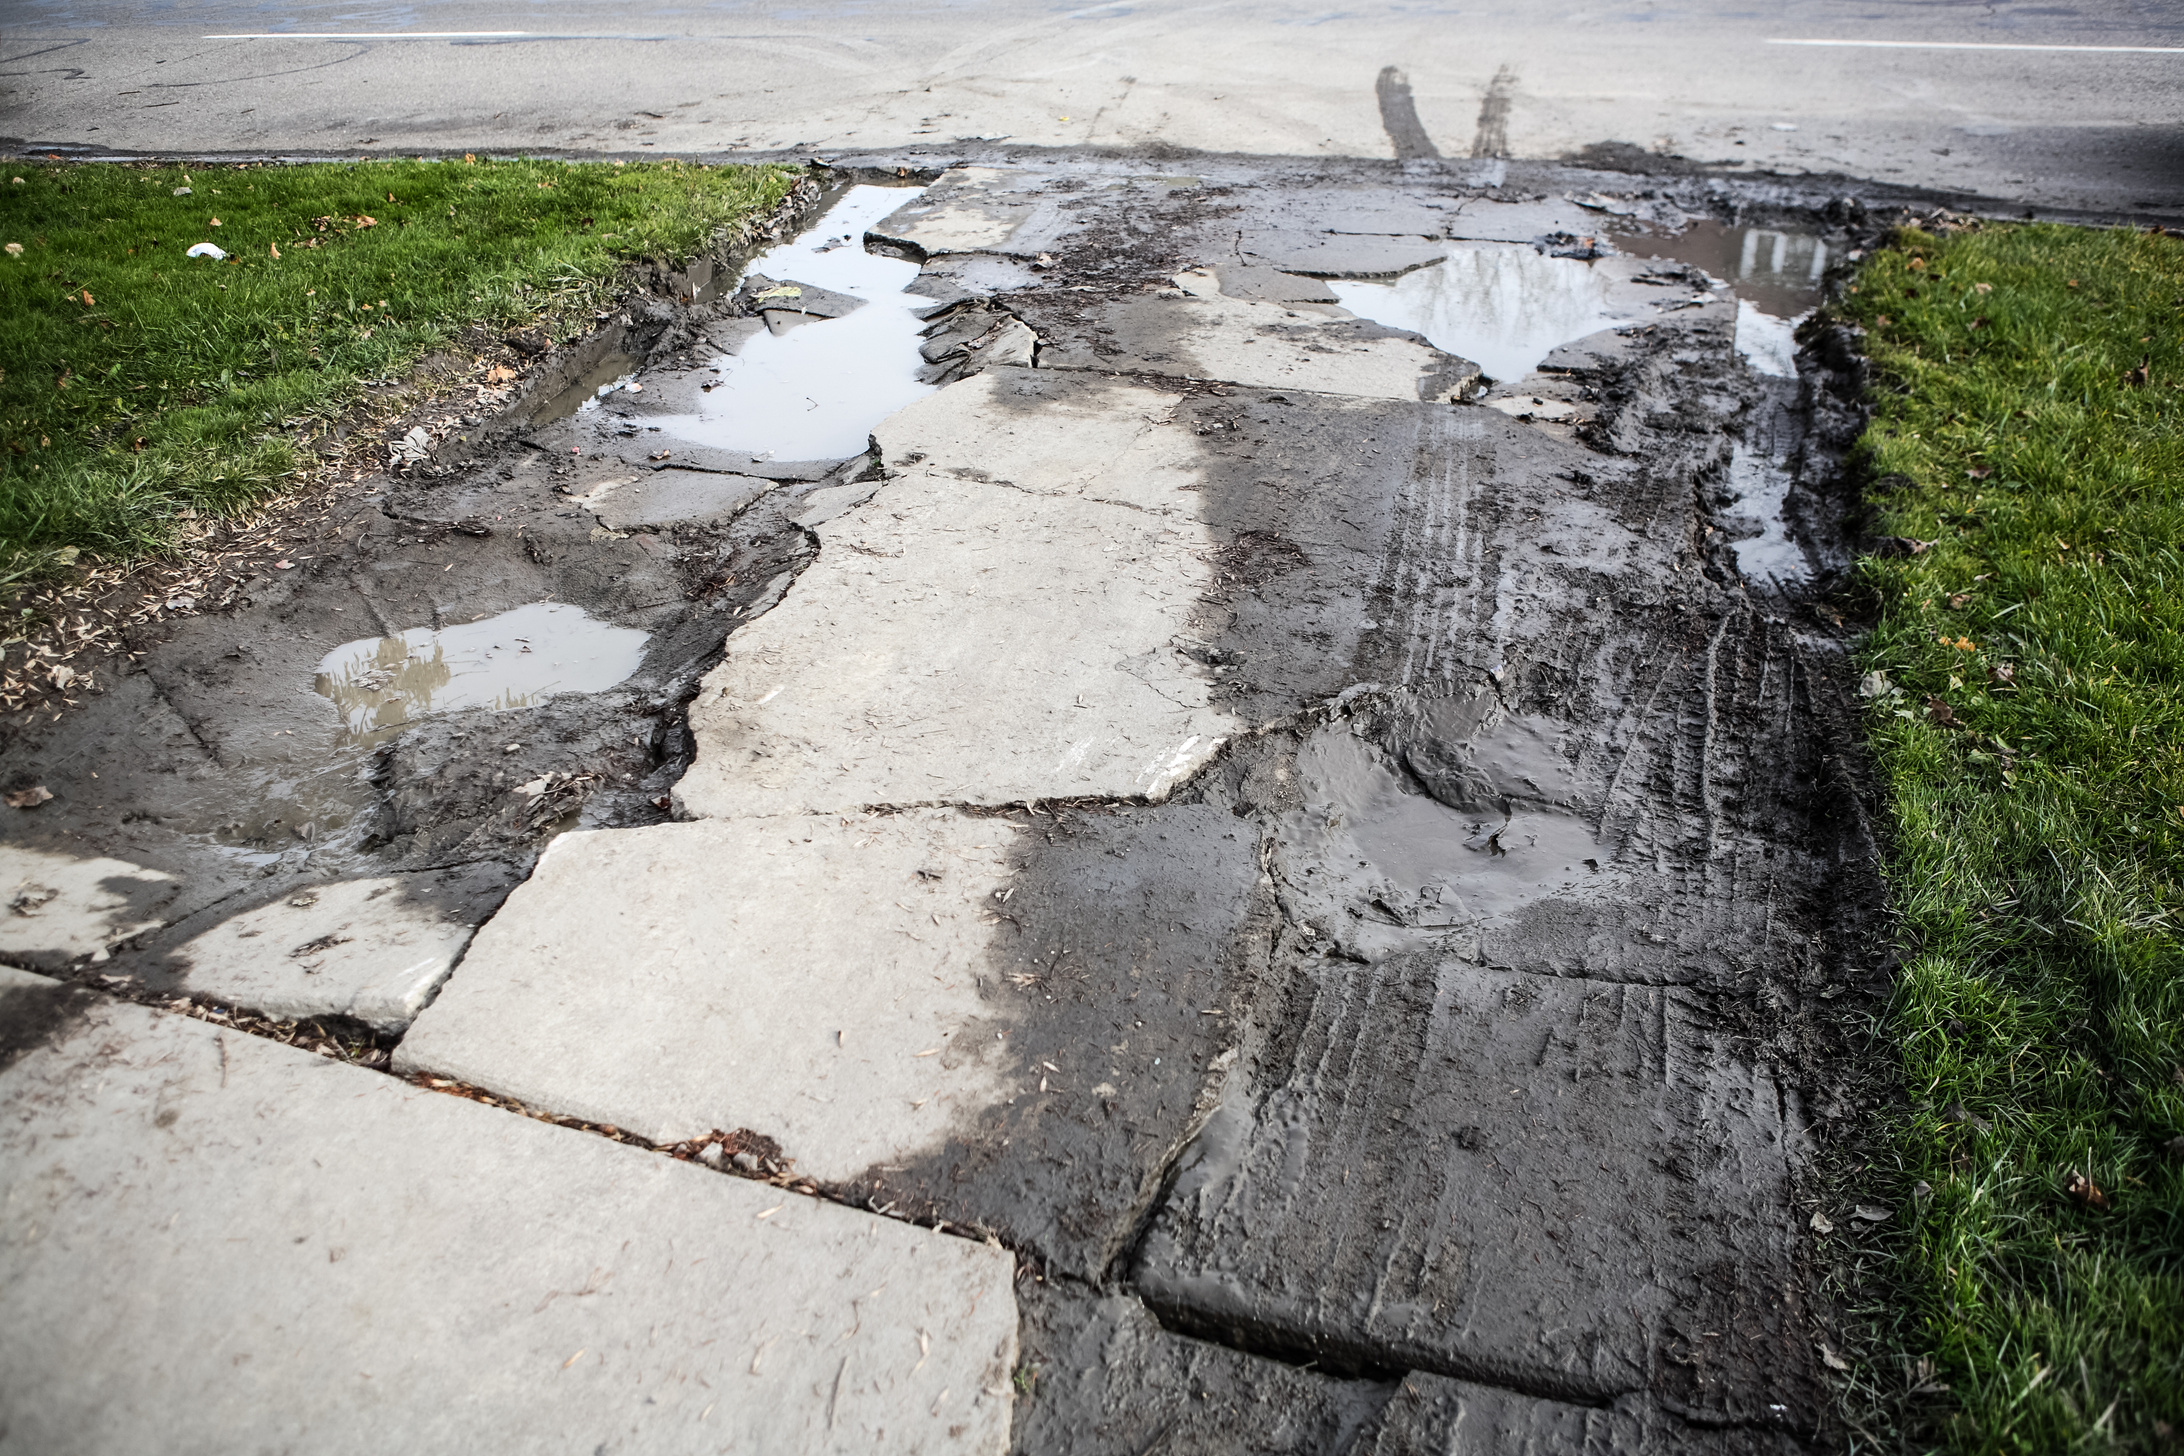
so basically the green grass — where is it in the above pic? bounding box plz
[1844,223,2184,1452]
[0,156,799,582]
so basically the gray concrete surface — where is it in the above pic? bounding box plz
[157,866,507,1031]
[4,155,1918,1452]
[0,967,1019,1456]
[395,812,1026,1173]
[3,1,2179,215]
[0,846,178,969]
[678,370,1236,818]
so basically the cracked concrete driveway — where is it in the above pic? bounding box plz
[0,131,1999,1452]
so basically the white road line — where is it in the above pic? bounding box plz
[1767,37,2184,54]
[206,31,532,39]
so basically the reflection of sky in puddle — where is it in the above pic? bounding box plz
[1619,221,1828,321]
[313,602,649,740]
[1726,443,1808,588]
[1734,300,1802,379]
[1328,242,1631,383]
[642,185,934,461]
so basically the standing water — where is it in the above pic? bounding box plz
[313,603,650,741]
[639,185,937,461]
[1327,242,1631,383]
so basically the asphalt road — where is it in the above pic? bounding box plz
[3,0,2181,214]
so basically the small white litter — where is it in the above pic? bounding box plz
[388,425,433,465]
[185,242,227,260]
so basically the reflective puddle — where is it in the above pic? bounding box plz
[639,185,936,461]
[538,349,642,425]
[313,603,649,741]
[1619,221,1827,322]
[1328,241,1631,384]
[1725,444,1805,587]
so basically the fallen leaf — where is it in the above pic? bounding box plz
[5,785,54,809]
[1988,662,2015,687]
[1851,1204,1892,1223]
[2065,1171,2109,1210]
[1966,465,1991,479]
[1810,1211,1835,1235]
[80,289,93,306]
[485,364,518,384]
[269,242,280,259]
[1926,696,1962,728]
[355,214,377,228]
[3,242,21,257]
[1821,1344,1850,1373]
[1973,281,1993,294]
[2124,359,2150,387]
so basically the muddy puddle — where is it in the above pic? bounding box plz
[1277,705,1616,959]
[313,603,649,743]
[537,350,643,425]
[639,185,935,461]
[1620,221,1828,322]
[1327,242,1631,383]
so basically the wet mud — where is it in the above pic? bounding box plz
[2,148,1915,1453]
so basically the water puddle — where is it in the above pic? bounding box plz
[1327,242,1630,383]
[537,350,642,425]
[639,185,935,461]
[312,603,649,742]
[1723,445,1805,587]
[1277,704,1615,959]
[1734,300,1799,379]
[1618,221,1827,322]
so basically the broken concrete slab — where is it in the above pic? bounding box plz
[398,804,1267,1283]
[0,967,1018,1455]
[1032,291,1478,402]
[871,167,1037,259]
[150,864,512,1032]
[737,272,869,331]
[1236,233,1452,279]
[577,466,777,530]
[677,372,1236,818]
[0,845,180,969]
[1012,1281,1389,1456]
[1344,1374,1812,1455]
[1175,264,1340,305]
[397,813,1020,1175]
[1133,951,1817,1425]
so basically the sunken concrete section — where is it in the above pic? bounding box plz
[677,370,1239,818]
[155,865,512,1032]
[1133,951,1812,1422]
[397,803,1267,1281]
[1036,289,1481,403]
[0,968,1018,1455]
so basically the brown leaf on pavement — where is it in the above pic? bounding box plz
[5,785,54,809]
